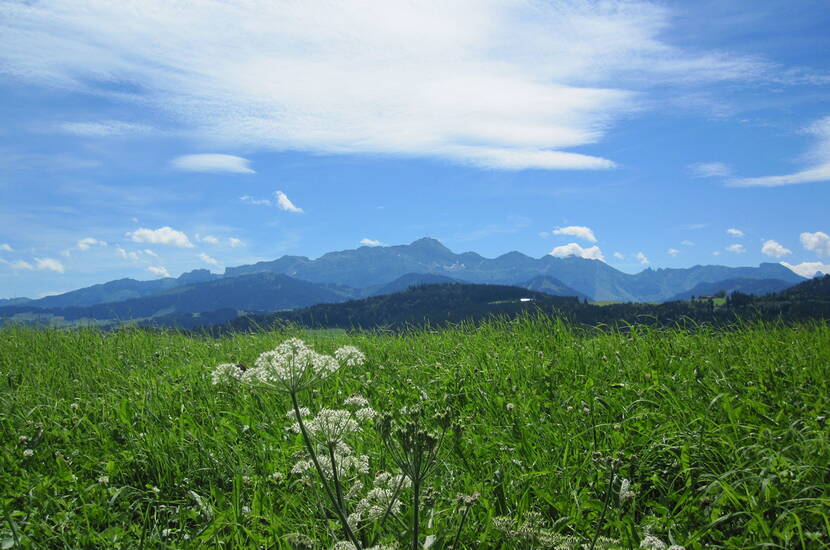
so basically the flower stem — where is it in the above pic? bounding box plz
[291,391,361,549]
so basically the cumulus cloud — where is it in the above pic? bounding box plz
[726,243,746,253]
[667,248,679,256]
[198,252,220,266]
[761,240,791,258]
[635,251,649,265]
[730,116,830,187]
[782,261,830,278]
[0,243,13,252]
[800,231,830,256]
[275,191,303,213]
[549,243,605,262]
[34,258,65,273]
[147,265,171,278]
[240,195,272,206]
[552,225,597,243]
[0,1,770,171]
[127,226,194,248]
[54,120,153,137]
[360,238,383,247]
[228,237,244,248]
[689,162,731,178]
[726,228,744,237]
[171,154,255,174]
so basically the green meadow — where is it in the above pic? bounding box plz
[2,317,829,549]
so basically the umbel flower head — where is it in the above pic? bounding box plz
[213,338,365,393]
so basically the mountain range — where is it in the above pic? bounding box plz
[0,237,806,327]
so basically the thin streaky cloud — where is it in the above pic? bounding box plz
[171,154,255,174]
[0,1,775,171]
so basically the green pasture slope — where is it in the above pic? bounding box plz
[1,317,829,549]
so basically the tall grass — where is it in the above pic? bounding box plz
[1,316,828,548]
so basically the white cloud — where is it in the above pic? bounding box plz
[800,231,830,256]
[681,240,695,246]
[549,243,604,262]
[34,258,65,273]
[198,252,220,266]
[228,237,244,248]
[117,247,139,261]
[55,120,153,137]
[726,228,744,237]
[667,248,679,256]
[0,1,770,171]
[171,154,255,174]
[761,240,791,258]
[0,243,13,252]
[689,162,731,178]
[730,116,830,187]
[240,195,272,206]
[552,225,597,243]
[200,235,220,244]
[360,238,383,247]
[613,252,625,260]
[76,237,107,251]
[275,191,303,213]
[712,250,721,256]
[635,251,649,265]
[143,249,159,258]
[726,243,746,254]
[8,259,34,270]
[127,226,194,248]
[147,265,171,278]
[782,261,830,278]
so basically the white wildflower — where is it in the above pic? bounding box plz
[23,449,34,457]
[355,407,377,422]
[619,477,635,503]
[291,459,312,475]
[333,543,357,550]
[343,394,370,408]
[18,435,29,443]
[640,535,667,550]
[211,363,245,385]
[242,338,339,392]
[97,475,109,484]
[335,346,365,367]
[306,409,360,443]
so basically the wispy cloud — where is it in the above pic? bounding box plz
[0,1,773,171]
[726,228,744,237]
[76,237,107,251]
[761,239,791,258]
[635,251,649,265]
[171,154,255,174]
[549,243,604,262]
[730,116,830,187]
[53,120,153,137]
[240,195,272,206]
[197,252,220,266]
[613,252,625,260]
[552,225,597,243]
[228,237,244,248]
[126,226,194,248]
[200,235,220,244]
[726,243,746,253]
[274,191,303,213]
[360,238,383,247]
[34,257,65,273]
[0,244,12,252]
[689,161,731,178]
[147,265,171,278]
[667,248,679,256]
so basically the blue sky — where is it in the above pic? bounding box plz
[1,0,829,299]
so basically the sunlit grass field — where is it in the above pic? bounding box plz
[2,317,829,549]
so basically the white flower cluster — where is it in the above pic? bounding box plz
[334,346,366,367]
[640,535,685,550]
[332,542,397,550]
[292,441,370,481]
[211,363,245,385]
[306,409,360,443]
[343,394,377,423]
[347,471,410,529]
[240,338,339,391]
